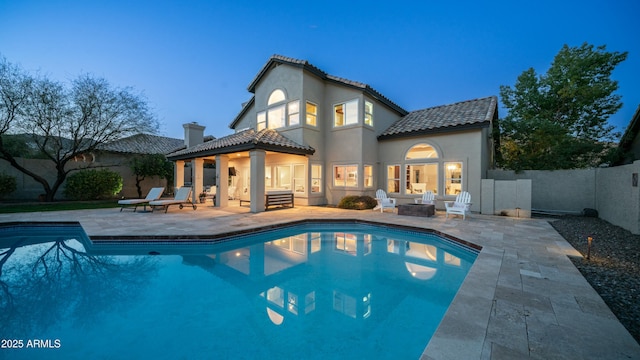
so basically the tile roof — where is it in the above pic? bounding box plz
[230,55,408,129]
[379,96,498,140]
[97,134,185,155]
[166,128,315,160]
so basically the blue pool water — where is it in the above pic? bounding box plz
[0,222,477,359]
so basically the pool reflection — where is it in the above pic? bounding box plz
[188,230,475,329]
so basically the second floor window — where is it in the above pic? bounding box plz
[365,101,373,126]
[257,89,301,130]
[306,102,317,126]
[334,99,358,127]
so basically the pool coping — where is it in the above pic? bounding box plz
[87,218,483,251]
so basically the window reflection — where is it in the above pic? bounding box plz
[406,242,437,262]
[444,252,461,266]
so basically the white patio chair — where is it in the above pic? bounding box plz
[374,189,396,213]
[445,191,471,220]
[414,190,435,205]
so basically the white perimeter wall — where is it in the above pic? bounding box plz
[489,160,640,234]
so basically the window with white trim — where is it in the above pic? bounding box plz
[311,164,322,193]
[364,100,373,126]
[267,104,285,129]
[334,99,358,127]
[256,89,302,130]
[406,143,438,160]
[257,111,266,131]
[293,164,305,193]
[444,162,463,195]
[268,89,286,105]
[406,164,438,194]
[386,165,400,193]
[334,165,358,187]
[364,165,373,188]
[306,101,317,126]
[405,143,439,195]
[275,165,291,189]
[288,100,300,126]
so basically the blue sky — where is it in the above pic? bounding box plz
[1,0,638,140]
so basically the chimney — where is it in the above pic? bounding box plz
[183,122,205,148]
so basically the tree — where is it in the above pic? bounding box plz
[499,43,627,171]
[129,154,174,198]
[0,56,158,201]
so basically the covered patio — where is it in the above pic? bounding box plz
[167,127,315,213]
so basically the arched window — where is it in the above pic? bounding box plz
[405,143,438,159]
[258,89,299,131]
[268,89,286,105]
[404,143,439,195]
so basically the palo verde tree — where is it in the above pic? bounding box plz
[499,43,627,171]
[0,56,158,201]
[129,154,174,198]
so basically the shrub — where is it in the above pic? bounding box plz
[64,169,123,200]
[337,195,378,210]
[0,173,17,199]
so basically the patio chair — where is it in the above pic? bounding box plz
[445,191,471,220]
[414,191,435,205]
[149,187,197,213]
[118,187,164,212]
[374,189,396,213]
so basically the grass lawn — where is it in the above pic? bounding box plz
[0,200,120,213]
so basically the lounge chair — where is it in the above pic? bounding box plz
[374,189,396,213]
[149,187,197,213]
[118,187,164,212]
[415,191,435,205]
[445,191,471,220]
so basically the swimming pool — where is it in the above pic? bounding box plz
[0,221,478,359]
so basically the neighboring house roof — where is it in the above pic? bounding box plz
[229,54,408,128]
[378,96,498,140]
[617,104,640,160]
[166,128,315,161]
[97,134,185,155]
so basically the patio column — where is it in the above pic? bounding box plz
[175,160,185,193]
[192,158,204,205]
[216,154,229,207]
[250,149,266,213]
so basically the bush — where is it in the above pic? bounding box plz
[0,173,17,199]
[337,195,378,210]
[64,169,123,200]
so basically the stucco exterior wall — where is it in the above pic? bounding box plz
[378,129,485,212]
[488,163,640,234]
[0,156,168,201]
[378,130,484,212]
[481,179,532,218]
[488,169,596,213]
[596,161,640,234]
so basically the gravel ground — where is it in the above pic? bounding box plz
[550,215,640,344]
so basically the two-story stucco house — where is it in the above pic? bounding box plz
[167,55,499,213]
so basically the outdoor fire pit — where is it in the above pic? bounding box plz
[397,203,435,217]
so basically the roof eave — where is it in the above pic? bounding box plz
[377,121,491,141]
[167,143,315,161]
[229,97,255,130]
[247,56,326,93]
[619,104,640,151]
